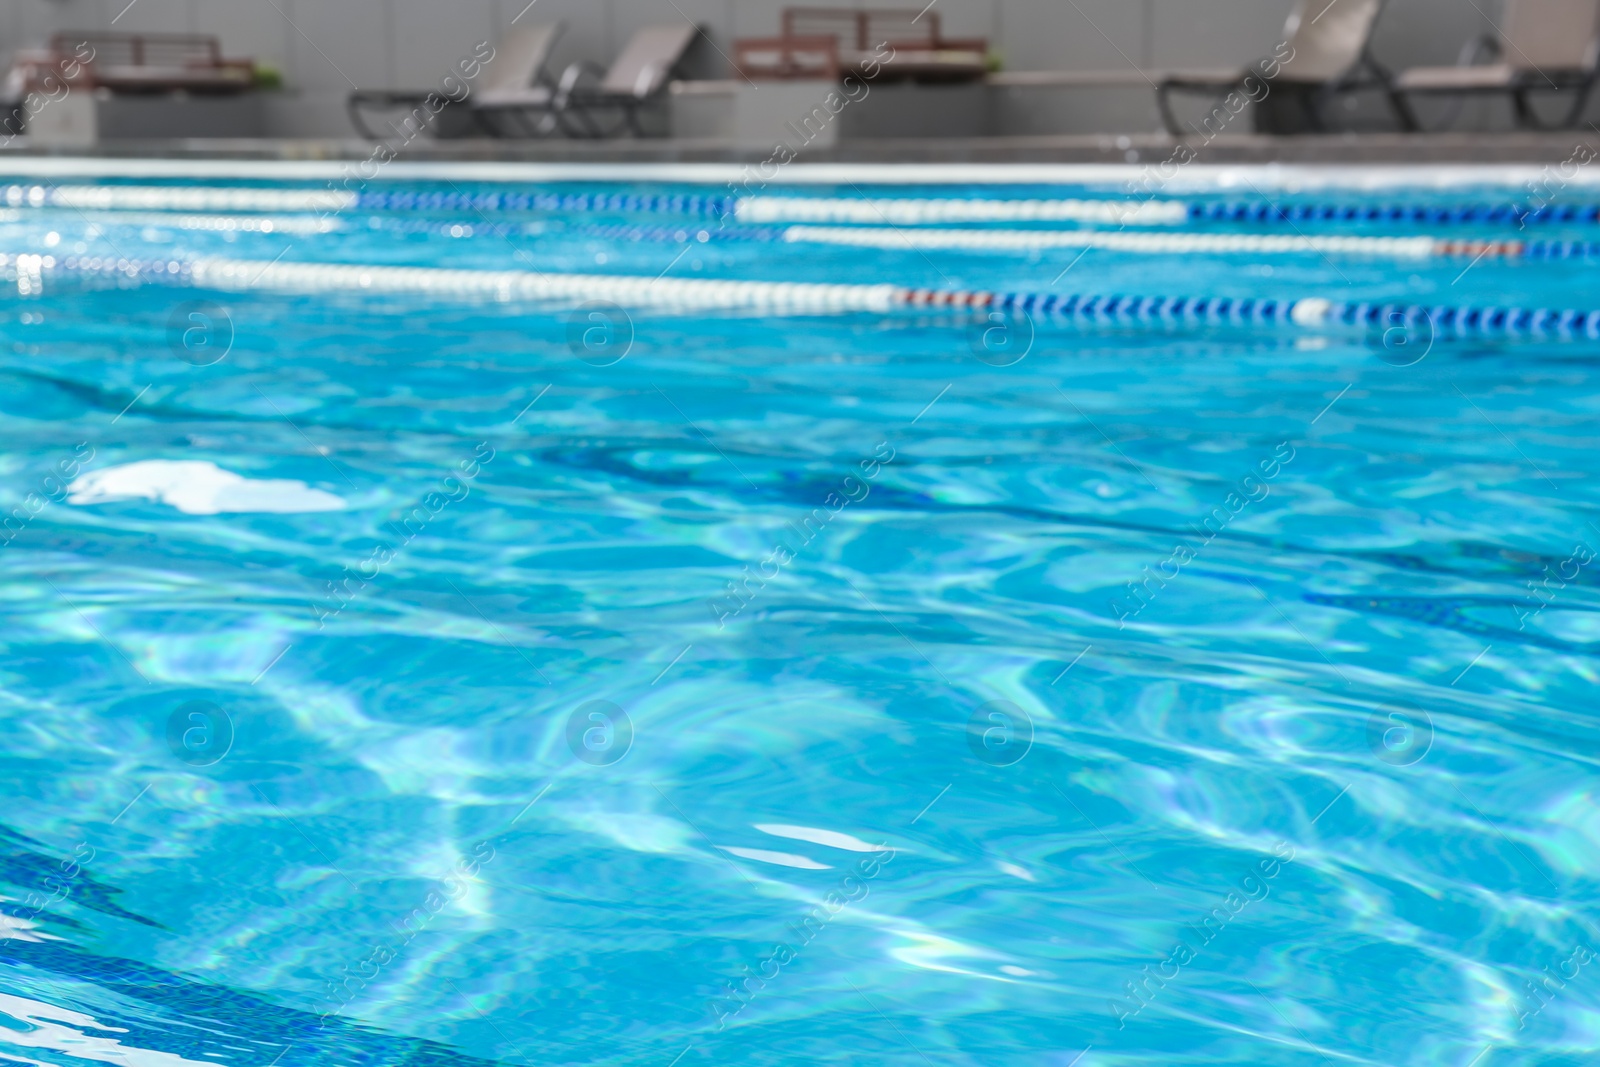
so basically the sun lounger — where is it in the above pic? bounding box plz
[1155,0,1400,134]
[0,49,66,138]
[736,8,988,83]
[50,32,254,95]
[348,24,563,139]
[1391,0,1600,129]
[479,24,699,138]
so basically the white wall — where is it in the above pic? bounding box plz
[12,0,1553,136]
[4,0,112,54]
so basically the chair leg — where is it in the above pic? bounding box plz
[484,108,556,139]
[553,106,587,138]
[347,99,379,140]
[1511,87,1538,128]
[1300,87,1327,133]
[559,105,605,139]
[621,102,645,138]
[1155,83,1187,137]
[1561,79,1595,128]
[1386,88,1420,132]
[1508,86,1585,131]
[472,108,503,138]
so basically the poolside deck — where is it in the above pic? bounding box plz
[1,132,1593,166]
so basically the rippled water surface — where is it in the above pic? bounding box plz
[2,172,1600,1067]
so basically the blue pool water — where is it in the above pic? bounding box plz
[2,166,1600,1067]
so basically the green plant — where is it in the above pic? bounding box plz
[252,63,283,90]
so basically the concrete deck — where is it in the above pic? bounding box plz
[0,132,1593,166]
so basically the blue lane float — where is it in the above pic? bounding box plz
[969,291,1600,338]
[1185,200,1600,226]
[355,190,738,217]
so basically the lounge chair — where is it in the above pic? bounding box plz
[1,49,70,139]
[1390,0,1600,130]
[478,24,700,138]
[347,23,564,140]
[736,8,989,84]
[1155,0,1402,135]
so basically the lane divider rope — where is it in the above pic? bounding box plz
[22,185,1173,223]
[597,224,1600,260]
[732,196,1188,225]
[741,197,1600,228]
[23,185,359,214]
[34,211,1600,261]
[15,185,727,217]
[9,252,1599,337]
[13,184,1600,229]
[13,253,899,312]
[8,209,340,235]
[785,226,1441,258]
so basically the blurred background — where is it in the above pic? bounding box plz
[0,0,1592,153]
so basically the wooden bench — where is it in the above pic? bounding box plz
[49,33,255,95]
[735,8,988,83]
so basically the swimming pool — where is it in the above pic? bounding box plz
[3,161,1598,1067]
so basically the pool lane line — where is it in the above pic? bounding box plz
[784,227,1502,259]
[15,253,903,313]
[0,208,340,235]
[16,252,1600,338]
[346,218,1600,260]
[16,183,1600,230]
[749,198,1600,229]
[17,185,726,218]
[599,224,1600,260]
[16,184,1182,225]
[23,185,359,214]
[24,209,1597,261]
[732,196,1187,225]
